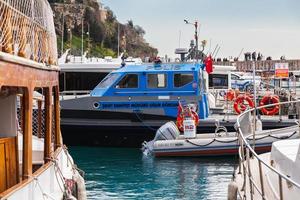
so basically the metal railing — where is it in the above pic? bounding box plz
[0,0,57,66]
[236,100,300,199]
[59,90,91,100]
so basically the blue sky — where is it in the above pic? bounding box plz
[102,0,300,59]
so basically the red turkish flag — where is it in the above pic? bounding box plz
[205,55,213,74]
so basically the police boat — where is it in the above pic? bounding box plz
[60,60,215,147]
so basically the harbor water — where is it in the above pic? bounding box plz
[70,147,237,199]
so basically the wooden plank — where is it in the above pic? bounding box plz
[0,59,58,90]
[0,147,63,199]
[0,143,7,193]
[0,137,18,193]
[44,87,52,162]
[54,86,62,148]
[6,137,18,187]
[14,135,19,184]
[22,89,33,179]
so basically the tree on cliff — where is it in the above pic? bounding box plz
[50,0,158,58]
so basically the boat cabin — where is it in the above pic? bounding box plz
[90,63,209,119]
[205,65,236,90]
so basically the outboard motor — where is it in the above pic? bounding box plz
[142,121,180,156]
[154,121,180,141]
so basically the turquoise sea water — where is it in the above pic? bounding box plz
[69,147,237,200]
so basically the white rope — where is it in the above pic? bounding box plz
[63,145,85,177]
[49,158,67,194]
[34,176,57,200]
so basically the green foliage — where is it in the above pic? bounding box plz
[57,35,116,58]
[51,0,157,58]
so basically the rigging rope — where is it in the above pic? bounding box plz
[0,0,57,64]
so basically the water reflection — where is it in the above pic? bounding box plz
[70,147,237,200]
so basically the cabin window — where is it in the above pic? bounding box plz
[174,73,194,87]
[97,73,120,88]
[116,74,138,88]
[147,74,167,88]
[209,74,228,89]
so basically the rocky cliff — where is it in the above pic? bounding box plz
[49,0,158,58]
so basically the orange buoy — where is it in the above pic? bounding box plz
[259,95,280,115]
[176,108,199,132]
[225,89,236,101]
[233,95,255,114]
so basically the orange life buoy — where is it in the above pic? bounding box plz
[259,95,280,115]
[233,95,254,114]
[225,89,236,101]
[176,110,199,132]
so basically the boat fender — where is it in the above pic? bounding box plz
[73,170,87,200]
[227,181,238,200]
[65,195,77,200]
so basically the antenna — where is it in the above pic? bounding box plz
[178,30,181,48]
[237,48,244,60]
[209,38,212,54]
[211,44,219,57]
[214,46,221,59]
[117,23,120,57]
[81,16,84,60]
[61,14,64,56]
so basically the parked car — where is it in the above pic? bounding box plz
[231,73,261,91]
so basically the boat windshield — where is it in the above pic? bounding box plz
[96,73,120,88]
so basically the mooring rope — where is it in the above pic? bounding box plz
[134,110,157,131]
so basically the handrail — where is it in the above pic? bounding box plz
[236,100,300,199]
[59,90,91,95]
[0,0,57,66]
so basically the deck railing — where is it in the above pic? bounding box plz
[236,100,300,199]
[0,0,57,65]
